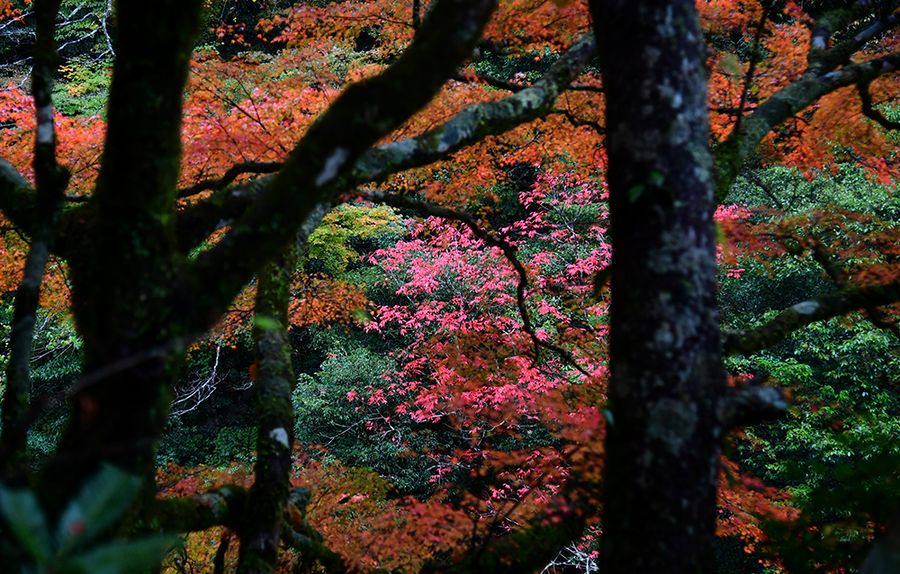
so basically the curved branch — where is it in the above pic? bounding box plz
[858,76,900,130]
[354,33,596,181]
[0,159,39,235]
[153,486,248,532]
[723,278,900,355]
[177,161,282,199]
[179,0,498,334]
[716,50,900,201]
[808,7,900,74]
[174,33,597,253]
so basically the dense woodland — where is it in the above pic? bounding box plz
[0,1,897,573]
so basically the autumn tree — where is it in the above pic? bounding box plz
[0,0,898,573]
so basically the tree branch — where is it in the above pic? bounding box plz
[179,0,498,334]
[733,0,777,137]
[352,33,596,182]
[153,486,248,532]
[153,485,348,573]
[723,278,900,355]
[808,6,900,75]
[552,107,606,134]
[174,32,597,254]
[716,50,900,201]
[858,76,900,130]
[0,0,68,486]
[280,488,348,574]
[237,244,298,574]
[0,159,39,236]
[177,161,282,199]
[717,376,790,429]
[806,241,900,338]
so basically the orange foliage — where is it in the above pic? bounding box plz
[289,274,370,329]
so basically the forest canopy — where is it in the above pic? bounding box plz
[0,1,898,573]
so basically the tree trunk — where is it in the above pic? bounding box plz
[590,2,726,572]
[238,243,298,573]
[36,0,205,516]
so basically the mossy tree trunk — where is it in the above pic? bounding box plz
[590,1,726,572]
[0,0,67,486]
[237,242,298,573]
[17,0,496,538]
[37,0,205,516]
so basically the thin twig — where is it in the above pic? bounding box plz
[177,161,282,198]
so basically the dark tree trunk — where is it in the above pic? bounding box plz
[590,1,726,572]
[413,0,422,29]
[37,0,205,516]
[237,243,297,573]
[0,0,67,486]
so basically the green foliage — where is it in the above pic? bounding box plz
[0,300,81,467]
[211,426,257,465]
[730,164,900,218]
[722,165,900,571]
[473,46,558,85]
[0,465,178,574]
[292,331,439,493]
[52,60,111,117]
[305,203,404,275]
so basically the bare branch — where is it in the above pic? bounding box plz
[170,342,223,416]
[733,1,777,137]
[552,107,606,134]
[177,161,282,199]
[858,76,900,130]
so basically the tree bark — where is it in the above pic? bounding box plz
[37,0,205,516]
[590,2,726,572]
[237,243,298,573]
[0,0,68,486]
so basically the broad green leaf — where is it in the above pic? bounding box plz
[68,535,179,574]
[56,464,142,553]
[0,487,52,562]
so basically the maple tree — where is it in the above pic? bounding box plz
[0,1,898,573]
